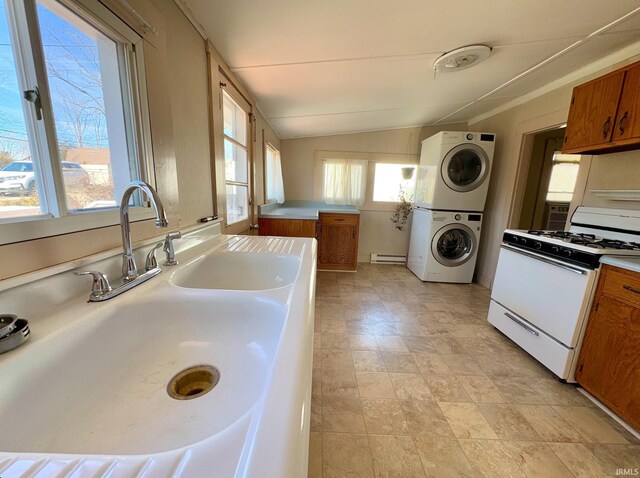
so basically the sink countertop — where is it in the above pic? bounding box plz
[258,200,359,220]
[600,256,640,274]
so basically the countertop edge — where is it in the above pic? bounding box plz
[600,256,640,274]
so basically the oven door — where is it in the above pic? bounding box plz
[490,244,597,348]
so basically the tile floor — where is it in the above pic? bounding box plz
[308,264,640,478]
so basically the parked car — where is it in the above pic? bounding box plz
[0,160,91,195]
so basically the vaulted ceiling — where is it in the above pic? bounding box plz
[184,0,640,138]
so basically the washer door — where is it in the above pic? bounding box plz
[441,143,489,192]
[431,223,476,267]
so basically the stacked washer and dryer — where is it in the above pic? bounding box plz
[407,131,495,283]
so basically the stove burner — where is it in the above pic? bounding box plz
[522,230,640,250]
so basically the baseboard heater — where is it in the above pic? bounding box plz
[370,253,407,265]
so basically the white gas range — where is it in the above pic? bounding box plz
[488,207,640,382]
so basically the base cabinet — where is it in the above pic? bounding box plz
[258,218,317,238]
[317,213,359,271]
[576,264,640,430]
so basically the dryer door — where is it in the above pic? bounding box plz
[441,143,489,192]
[431,223,477,266]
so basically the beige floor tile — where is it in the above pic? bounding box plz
[389,373,434,401]
[547,442,606,477]
[375,336,409,353]
[322,396,366,433]
[321,333,350,350]
[313,348,321,369]
[514,405,583,442]
[431,337,467,354]
[400,400,454,437]
[349,334,379,351]
[322,349,354,370]
[323,432,374,478]
[322,369,360,397]
[473,354,517,377]
[321,319,348,335]
[311,395,322,431]
[312,369,321,396]
[438,402,498,439]
[368,435,426,477]
[381,352,419,373]
[352,351,387,372]
[356,372,397,398]
[532,378,594,406]
[477,404,541,441]
[413,352,452,375]
[314,332,321,349]
[424,374,472,402]
[402,336,437,353]
[362,399,409,435]
[308,431,322,478]
[439,354,486,376]
[459,439,525,478]
[492,377,547,405]
[552,406,630,444]
[413,436,475,477]
[458,375,506,403]
[502,441,573,478]
[591,443,640,475]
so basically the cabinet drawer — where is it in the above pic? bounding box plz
[320,213,359,226]
[602,265,640,308]
[488,300,574,380]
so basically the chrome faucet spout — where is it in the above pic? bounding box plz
[120,180,168,280]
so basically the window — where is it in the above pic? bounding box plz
[264,143,284,204]
[546,153,580,202]
[372,163,416,202]
[0,0,150,243]
[322,158,367,207]
[222,90,249,224]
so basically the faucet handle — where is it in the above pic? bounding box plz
[163,231,181,266]
[75,271,112,299]
[144,242,164,271]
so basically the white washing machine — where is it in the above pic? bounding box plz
[407,208,482,283]
[415,131,495,212]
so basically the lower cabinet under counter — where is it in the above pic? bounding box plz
[258,213,360,271]
[576,264,640,431]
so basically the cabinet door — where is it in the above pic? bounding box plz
[317,214,359,270]
[576,266,640,430]
[564,71,625,151]
[612,63,640,142]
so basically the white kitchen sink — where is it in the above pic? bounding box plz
[171,252,300,290]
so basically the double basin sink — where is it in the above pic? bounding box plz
[0,234,314,478]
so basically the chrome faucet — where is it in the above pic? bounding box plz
[121,180,169,280]
[76,180,169,302]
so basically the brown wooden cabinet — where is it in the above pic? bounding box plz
[317,213,359,271]
[258,218,317,238]
[576,264,640,430]
[563,60,640,154]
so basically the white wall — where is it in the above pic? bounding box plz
[280,124,467,261]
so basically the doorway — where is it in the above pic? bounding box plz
[516,127,581,231]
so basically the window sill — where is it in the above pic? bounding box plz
[0,207,155,246]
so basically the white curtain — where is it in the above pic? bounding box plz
[322,159,367,207]
[266,145,285,204]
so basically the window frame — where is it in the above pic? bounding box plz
[0,0,155,245]
[263,142,280,204]
[313,150,419,211]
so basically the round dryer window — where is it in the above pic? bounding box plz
[431,223,476,266]
[441,143,489,192]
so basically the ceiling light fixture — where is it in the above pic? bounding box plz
[433,45,492,74]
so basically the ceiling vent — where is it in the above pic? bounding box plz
[433,45,492,73]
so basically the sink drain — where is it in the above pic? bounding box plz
[167,365,220,400]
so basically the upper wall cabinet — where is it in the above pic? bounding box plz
[563,61,640,154]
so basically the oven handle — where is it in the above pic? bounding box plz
[501,243,588,275]
[504,312,539,336]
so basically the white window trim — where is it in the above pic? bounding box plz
[0,0,156,245]
[263,141,281,204]
[313,150,419,212]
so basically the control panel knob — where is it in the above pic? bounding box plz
[534,241,542,250]
[466,133,474,140]
[520,238,527,245]
[512,236,519,243]
[551,246,559,253]
[563,249,572,257]
[454,214,462,221]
